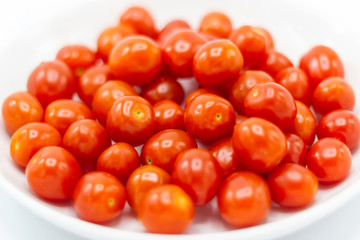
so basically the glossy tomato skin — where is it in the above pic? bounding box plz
[193,39,243,87]
[235,115,247,124]
[107,96,156,146]
[229,70,274,114]
[141,129,197,172]
[244,82,296,130]
[312,77,355,115]
[97,142,140,184]
[44,100,95,135]
[138,184,194,234]
[307,138,351,183]
[172,148,222,206]
[162,30,206,77]
[141,75,184,105]
[299,45,344,88]
[27,60,75,106]
[275,67,311,105]
[126,165,171,212]
[73,172,126,223]
[153,100,185,132]
[10,123,62,168]
[232,118,287,173]
[258,50,293,78]
[184,88,220,109]
[63,119,111,173]
[184,94,235,143]
[109,36,161,86]
[26,146,82,201]
[2,91,44,134]
[267,163,318,208]
[92,80,138,125]
[217,171,271,227]
[254,27,274,50]
[157,19,191,46]
[281,133,307,166]
[199,12,232,38]
[317,110,360,150]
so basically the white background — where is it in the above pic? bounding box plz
[1,0,360,239]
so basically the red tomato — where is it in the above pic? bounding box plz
[184,88,220,109]
[44,100,95,135]
[244,82,296,130]
[312,77,355,115]
[162,30,206,77]
[199,12,232,38]
[258,50,293,77]
[92,80,138,125]
[109,36,161,86]
[217,171,271,227]
[26,146,82,201]
[97,142,140,184]
[307,138,351,183]
[2,91,43,134]
[172,148,222,206]
[138,184,194,234]
[141,75,184,105]
[275,67,311,105]
[267,163,318,208]
[107,96,156,146]
[73,172,126,223]
[229,70,274,114]
[208,137,242,177]
[232,118,287,173]
[185,94,235,142]
[193,39,243,87]
[299,45,344,88]
[10,123,62,168]
[63,119,111,173]
[153,100,185,132]
[126,165,171,211]
[317,110,360,150]
[281,133,307,166]
[141,129,197,172]
[254,27,274,50]
[157,19,191,46]
[235,115,247,124]
[27,60,75,106]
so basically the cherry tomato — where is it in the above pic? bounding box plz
[44,100,95,135]
[193,39,243,87]
[109,36,161,86]
[307,138,351,183]
[235,115,247,124]
[73,171,126,223]
[258,50,293,77]
[254,27,274,50]
[281,133,307,166]
[275,67,311,105]
[299,45,344,88]
[184,88,220,109]
[92,80,138,125]
[208,137,242,177]
[217,171,271,227]
[126,165,171,211]
[172,148,222,206]
[244,82,296,130]
[119,6,157,38]
[199,12,232,38]
[312,77,355,115]
[10,123,62,168]
[107,96,156,146]
[27,60,75,106]
[157,19,191,46]
[153,100,185,132]
[267,163,318,208]
[229,70,274,114]
[140,75,184,104]
[138,184,194,234]
[2,91,43,134]
[97,142,140,184]
[63,119,111,173]
[141,129,197,172]
[185,94,235,142]
[317,110,360,150]
[162,30,206,77]
[26,146,82,201]
[232,118,286,173]
[290,100,316,146]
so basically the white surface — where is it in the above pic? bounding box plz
[1,0,360,239]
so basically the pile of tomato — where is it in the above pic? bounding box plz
[2,6,360,234]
